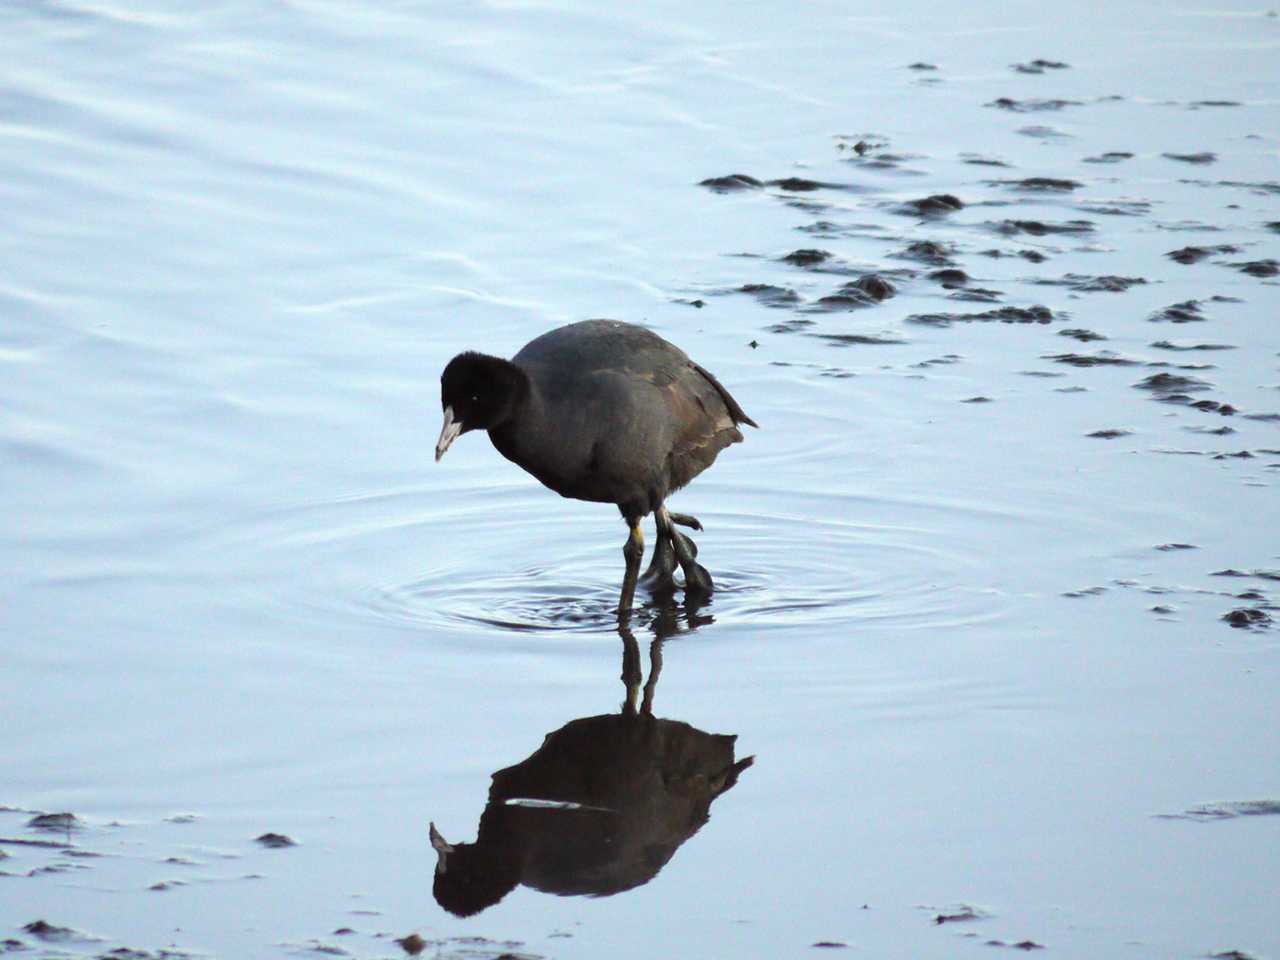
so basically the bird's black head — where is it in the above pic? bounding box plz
[435,351,527,461]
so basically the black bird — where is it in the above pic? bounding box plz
[435,319,756,614]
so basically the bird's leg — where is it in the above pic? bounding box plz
[639,517,678,592]
[656,506,714,596]
[618,520,644,618]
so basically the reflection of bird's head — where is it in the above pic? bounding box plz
[429,821,519,918]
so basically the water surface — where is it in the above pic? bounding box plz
[3,1,1278,958]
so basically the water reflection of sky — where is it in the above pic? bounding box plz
[2,1,1278,958]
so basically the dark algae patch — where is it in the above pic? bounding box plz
[986,940,1046,951]
[1034,273,1147,293]
[1222,608,1273,629]
[1045,351,1141,367]
[1149,300,1208,323]
[738,284,801,307]
[1060,328,1107,342]
[698,173,763,192]
[1083,151,1134,164]
[780,248,833,267]
[892,240,955,265]
[27,812,80,832]
[1134,372,1213,394]
[987,97,1081,112]
[907,305,1055,327]
[1012,58,1069,73]
[255,832,296,848]
[808,275,897,310]
[1160,800,1280,820]
[992,219,1094,236]
[1166,244,1239,264]
[1163,151,1217,164]
[1228,258,1279,278]
[898,193,964,216]
[991,176,1083,192]
[934,905,988,925]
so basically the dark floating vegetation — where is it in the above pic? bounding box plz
[21,920,80,943]
[1088,429,1131,438]
[992,219,1094,236]
[809,275,897,311]
[1165,244,1241,264]
[1163,151,1218,164]
[987,97,1082,112]
[255,832,296,848]
[934,905,988,925]
[1012,58,1069,73]
[892,240,955,265]
[738,283,801,307]
[1033,273,1147,293]
[1083,151,1134,164]
[1161,799,1280,820]
[1150,340,1235,351]
[697,173,763,192]
[1149,300,1208,323]
[986,939,1046,951]
[1060,328,1107,342]
[907,305,1055,327]
[1134,372,1213,394]
[929,268,970,285]
[991,176,1083,192]
[1228,258,1279,278]
[698,173,858,194]
[27,812,81,832]
[897,193,964,216]
[1045,351,1141,367]
[811,332,906,346]
[780,248,833,267]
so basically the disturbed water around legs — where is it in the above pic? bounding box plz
[3,1,1279,958]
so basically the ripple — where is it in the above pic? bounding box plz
[344,491,1008,637]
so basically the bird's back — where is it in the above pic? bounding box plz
[500,320,754,511]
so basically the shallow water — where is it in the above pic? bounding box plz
[3,1,1279,958]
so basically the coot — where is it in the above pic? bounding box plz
[436,320,756,614]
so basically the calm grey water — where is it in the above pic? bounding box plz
[3,1,1278,958]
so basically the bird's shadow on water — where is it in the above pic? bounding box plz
[427,617,753,918]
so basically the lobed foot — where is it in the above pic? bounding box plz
[667,512,703,532]
[639,530,678,594]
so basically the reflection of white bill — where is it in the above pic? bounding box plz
[502,798,616,813]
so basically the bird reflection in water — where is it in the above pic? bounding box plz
[429,609,753,917]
